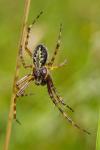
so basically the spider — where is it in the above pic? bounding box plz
[13,11,90,135]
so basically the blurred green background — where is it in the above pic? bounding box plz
[0,0,100,150]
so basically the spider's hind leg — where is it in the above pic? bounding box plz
[25,11,43,57]
[48,24,62,66]
[19,45,33,69]
[20,11,43,68]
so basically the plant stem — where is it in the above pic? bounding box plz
[3,0,31,149]
[96,109,100,150]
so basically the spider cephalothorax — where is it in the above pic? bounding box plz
[33,66,47,85]
[14,11,90,135]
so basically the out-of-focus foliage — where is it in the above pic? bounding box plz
[96,112,100,150]
[0,0,100,150]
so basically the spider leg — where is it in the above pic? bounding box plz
[16,74,32,87]
[20,11,43,68]
[47,75,74,112]
[13,97,21,125]
[13,75,34,123]
[20,92,34,97]
[16,74,34,97]
[16,74,34,99]
[47,59,67,71]
[48,24,62,66]
[46,75,90,135]
[13,82,31,123]
[16,81,31,97]
[52,86,74,112]
[25,11,43,57]
[19,45,33,69]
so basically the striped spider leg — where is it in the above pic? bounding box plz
[46,24,72,112]
[46,75,90,135]
[47,23,67,70]
[13,74,34,123]
[19,11,43,69]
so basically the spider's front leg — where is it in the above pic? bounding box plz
[13,74,34,124]
[46,75,74,112]
[46,75,90,135]
[51,83,74,112]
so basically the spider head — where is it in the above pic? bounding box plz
[33,67,47,85]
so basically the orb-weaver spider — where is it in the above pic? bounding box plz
[14,11,90,135]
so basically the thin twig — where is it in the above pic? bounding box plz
[3,0,31,150]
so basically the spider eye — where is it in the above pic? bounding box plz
[43,68,47,74]
[34,69,39,78]
[41,67,47,76]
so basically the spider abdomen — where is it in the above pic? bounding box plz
[33,44,48,68]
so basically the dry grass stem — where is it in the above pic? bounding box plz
[3,0,31,149]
